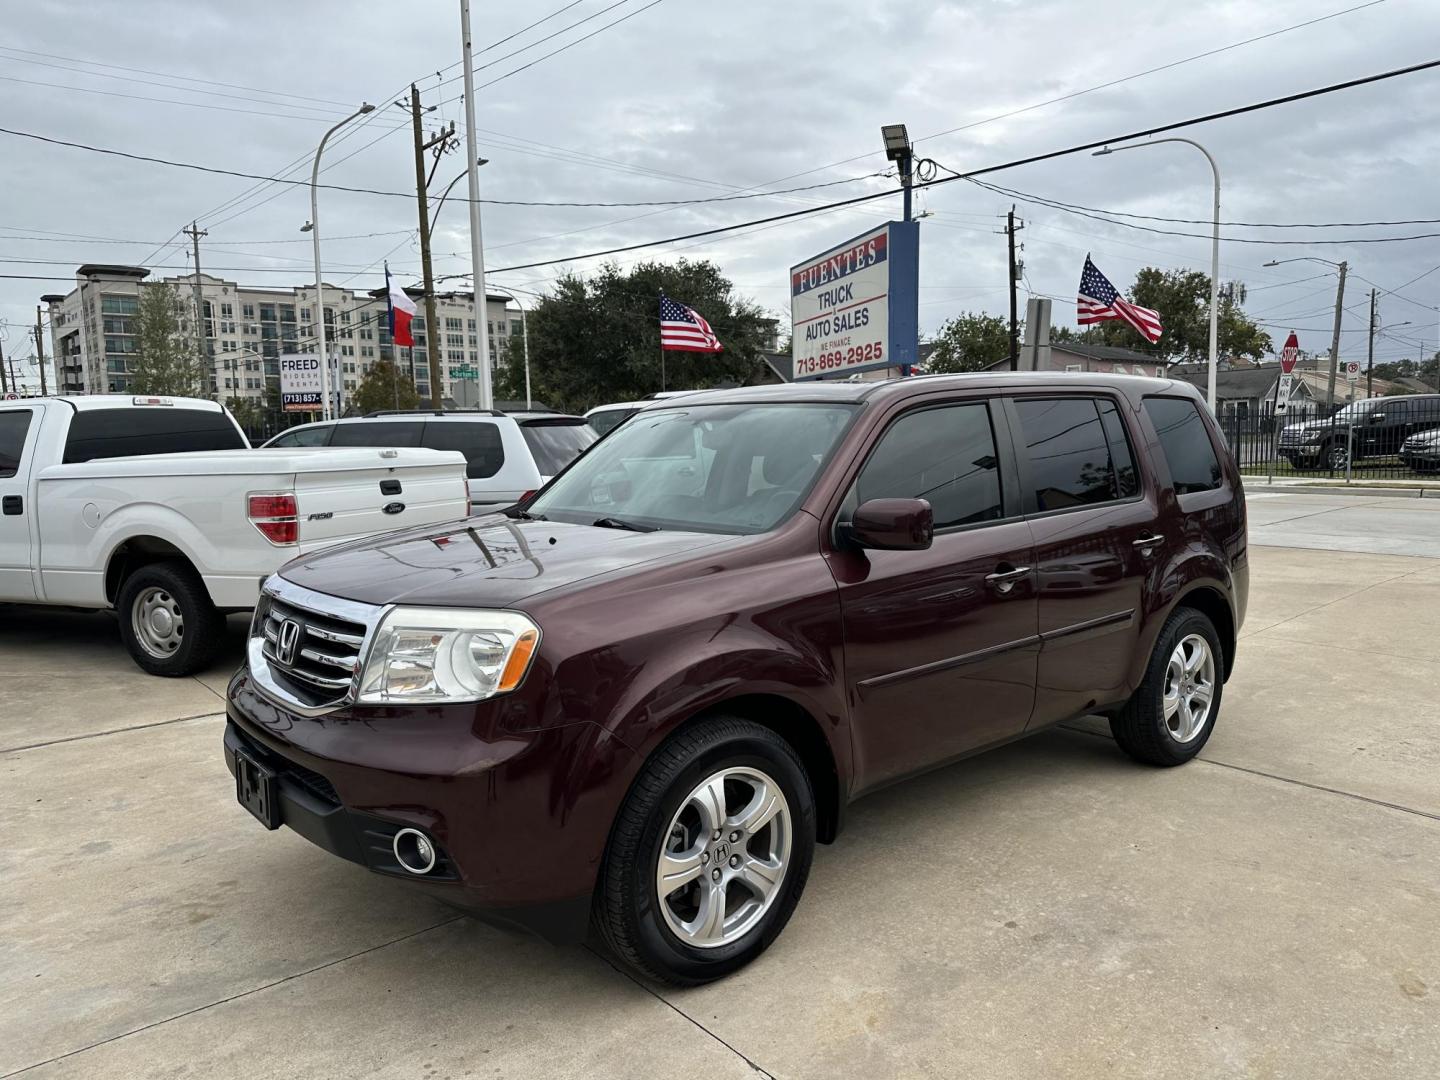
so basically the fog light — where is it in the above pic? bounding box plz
[393,827,438,875]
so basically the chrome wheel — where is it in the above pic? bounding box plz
[656,767,791,949]
[1163,633,1215,743]
[132,586,185,659]
[1326,442,1350,470]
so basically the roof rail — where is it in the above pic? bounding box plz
[363,409,505,417]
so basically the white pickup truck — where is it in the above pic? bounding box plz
[0,395,469,676]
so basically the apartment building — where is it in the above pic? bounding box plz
[43,264,520,405]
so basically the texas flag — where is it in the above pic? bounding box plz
[385,263,416,347]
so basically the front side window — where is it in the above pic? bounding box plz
[0,410,34,477]
[1143,397,1222,494]
[1014,397,1124,511]
[267,425,331,448]
[855,403,1002,529]
[529,403,856,534]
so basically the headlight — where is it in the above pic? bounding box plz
[1302,432,1326,444]
[356,608,540,704]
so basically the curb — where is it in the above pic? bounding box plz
[1243,482,1440,499]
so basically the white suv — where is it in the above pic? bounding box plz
[262,411,596,511]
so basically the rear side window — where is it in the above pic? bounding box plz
[421,421,505,479]
[521,421,597,476]
[268,425,331,448]
[63,407,245,463]
[587,409,635,436]
[328,421,423,447]
[857,403,1003,529]
[1096,400,1140,499]
[1014,397,1126,511]
[1143,397,1222,494]
[0,410,33,477]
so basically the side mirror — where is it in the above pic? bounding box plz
[847,498,934,551]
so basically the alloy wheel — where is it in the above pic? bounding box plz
[1162,633,1216,743]
[655,767,792,949]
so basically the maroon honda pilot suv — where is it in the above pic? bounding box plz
[226,374,1247,984]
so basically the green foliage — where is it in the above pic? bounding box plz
[492,260,773,413]
[130,285,207,396]
[926,311,1010,373]
[351,358,420,415]
[1083,267,1271,362]
[224,396,266,440]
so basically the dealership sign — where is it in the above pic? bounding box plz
[278,353,324,412]
[790,221,919,380]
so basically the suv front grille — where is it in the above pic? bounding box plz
[250,581,379,712]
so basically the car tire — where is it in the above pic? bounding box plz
[1109,607,1224,767]
[594,716,816,986]
[1323,439,1351,471]
[116,561,226,677]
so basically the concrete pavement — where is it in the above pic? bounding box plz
[1246,489,1440,558]
[1,522,1437,1078]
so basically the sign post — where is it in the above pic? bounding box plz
[790,221,919,381]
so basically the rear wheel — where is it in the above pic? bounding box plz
[1110,608,1224,766]
[594,717,815,985]
[116,561,226,677]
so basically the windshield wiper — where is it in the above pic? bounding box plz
[592,516,658,533]
[508,508,547,521]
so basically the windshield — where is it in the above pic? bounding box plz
[520,421,597,475]
[1332,400,1379,421]
[527,403,857,534]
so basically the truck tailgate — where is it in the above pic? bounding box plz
[292,452,469,548]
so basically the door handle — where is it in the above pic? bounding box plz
[1133,532,1163,553]
[1,495,21,516]
[984,565,1031,594]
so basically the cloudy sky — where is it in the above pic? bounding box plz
[3,0,1439,388]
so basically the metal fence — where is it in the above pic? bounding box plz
[1217,396,1440,483]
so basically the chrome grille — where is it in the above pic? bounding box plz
[249,579,380,713]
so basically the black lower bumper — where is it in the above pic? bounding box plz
[222,721,591,943]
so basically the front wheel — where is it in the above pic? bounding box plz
[1110,607,1224,766]
[1324,440,1351,471]
[594,717,816,985]
[116,561,226,677]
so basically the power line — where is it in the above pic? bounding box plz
[0,227,416,246]
[438,0,643,87]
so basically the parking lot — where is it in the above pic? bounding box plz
[3,491,1438,1079]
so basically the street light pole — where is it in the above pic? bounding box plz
[1093,139,1220,411]
[309,102,374,420]
[459,0,493,411]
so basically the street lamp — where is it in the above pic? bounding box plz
[880,124,913,222]
[308,102,374,420]
[1095,139,1221,411]
[1264,256,1348,410]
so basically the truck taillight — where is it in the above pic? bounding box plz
[248,493,298,545]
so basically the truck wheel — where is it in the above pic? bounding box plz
[1324,440,1351,471]
[1109,607,1224,767]
[594,717,815,986]
[116,561,226,677]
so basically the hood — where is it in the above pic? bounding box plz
[1282,418,1329,432]
[279,514,732,608]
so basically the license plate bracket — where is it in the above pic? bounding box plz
[234,745,280,830]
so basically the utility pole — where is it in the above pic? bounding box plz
[1000,206,1024,369]
[1366,288,1377,399]
[460,0,494,411]
[1324,259,1348,411]
[34,306,47,396]
[408,83,454,409]
[0,330,8,394]
[183,221,210,394]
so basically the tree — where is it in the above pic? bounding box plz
[351,358,419,415]
[1082,268,1271,362]
[224,396,266,441]
[925,312,1010,373]
[130,284,207,395]
[493,259,773,413]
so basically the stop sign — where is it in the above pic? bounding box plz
[1279,331,1300,374]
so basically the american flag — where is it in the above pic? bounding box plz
[659,293,722,353]
[1077,256,1163,344]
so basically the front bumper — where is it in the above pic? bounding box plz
[224,668,636,943]
[1401,448,1440,470]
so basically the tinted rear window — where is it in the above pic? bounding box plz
[521,421,597,475]
[328,421,423,447]
[1014,397,1123,511]
[421,421,505,479]
[0,409,33,477]
[63,407,245,463]
[1144,397,1222,494]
